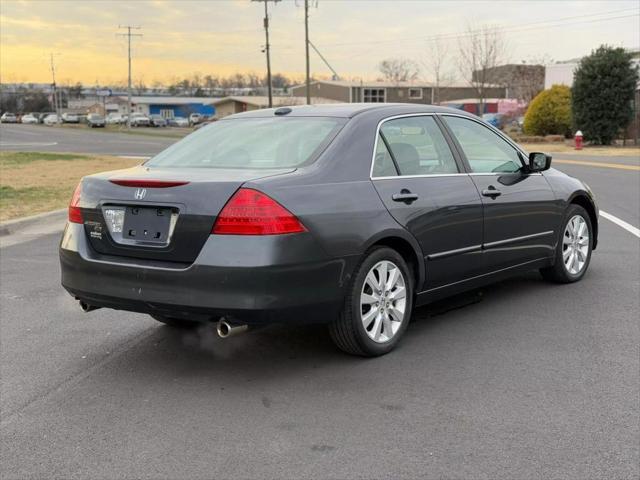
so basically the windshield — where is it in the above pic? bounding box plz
[147,117,346,169]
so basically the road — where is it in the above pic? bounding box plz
[0,123,177,157]
[1,134,639,478]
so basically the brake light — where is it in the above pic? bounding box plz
[212,188,306,235]
[109,179,189,188]
[68,183,83,224]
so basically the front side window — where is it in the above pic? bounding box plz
[443,116,523,173]
[146,117,345,169]
[363,88,385,103]
[373,116,458,176]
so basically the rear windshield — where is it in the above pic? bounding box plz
[146,117,346,169]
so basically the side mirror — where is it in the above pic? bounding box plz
[528,152,552,172]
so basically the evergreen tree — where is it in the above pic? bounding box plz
[572,45,638,145]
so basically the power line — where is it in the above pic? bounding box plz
[318,8,640,48]
[117,25,142,128]
[309,40,340,80]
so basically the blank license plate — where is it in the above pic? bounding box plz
[122,206,173,243]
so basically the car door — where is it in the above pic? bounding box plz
[371,114,484,290]
[440,114,561,272]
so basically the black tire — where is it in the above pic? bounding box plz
[329,246,413,357]
[540,204,593,283]
[150,314,201,329]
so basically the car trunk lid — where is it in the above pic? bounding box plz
[79,165,295,263]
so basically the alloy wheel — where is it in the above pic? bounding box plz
[563,215,590,275]
[360,260,407,343]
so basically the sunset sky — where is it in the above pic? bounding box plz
[1,0,638,86]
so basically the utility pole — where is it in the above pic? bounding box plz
[49,53,61,124]
[117,25,142,128]
[305,0,310,105]
[252,0,280,108]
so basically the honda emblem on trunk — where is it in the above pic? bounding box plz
[134,188,147,200]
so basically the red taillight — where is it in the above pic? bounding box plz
[108,179,189,188]
[212,188,306,235]
[68,183,83,224]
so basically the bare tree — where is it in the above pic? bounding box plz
[203,75,218,95]
[424,38,456,104]
[457,24,506,113]
[133,78,146,95]
[512,55,552,103]
[378,58,420,85]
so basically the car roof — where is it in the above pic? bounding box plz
[224,103,478,119]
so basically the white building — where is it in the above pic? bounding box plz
[545,48,640,89]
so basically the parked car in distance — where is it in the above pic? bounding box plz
[43,114,60,125]
[61,112,80,123]
[149,114,167,127]
[482,113,505,129]
[193,120,213,130]
[37,112,55,123]
[189,113,203,125]
[1,112,18,123]
[106,113,124,125]
[60,104,598,357]
[86,113,106,128]
[20,113,39,124]
[167,116,189,127]
[130,112,151,127]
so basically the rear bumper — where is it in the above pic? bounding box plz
[60,223,356,324]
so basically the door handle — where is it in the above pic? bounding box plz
[392,191,419,203]
[481,187,502,198]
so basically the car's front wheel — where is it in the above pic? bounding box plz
[330,247,413,356]
[541,204,593,283]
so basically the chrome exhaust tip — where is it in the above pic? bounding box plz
[216,319,248,338]
[79,301,101,313]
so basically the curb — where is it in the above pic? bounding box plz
[0,209,67,237]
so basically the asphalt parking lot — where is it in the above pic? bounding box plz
[1,130,638,479]
[0,123,177,157]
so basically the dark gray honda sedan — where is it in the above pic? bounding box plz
[60,104,598,356]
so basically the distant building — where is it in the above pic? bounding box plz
[211,96,340,118]
[472,64,545,103]
[544,62,579,89]
[115,96,218,118]
[289,79,506,106]
[545,48,640,89]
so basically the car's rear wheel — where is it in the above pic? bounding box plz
[150,314,201,329]
[329,247,413,356]
[540,204,593,283]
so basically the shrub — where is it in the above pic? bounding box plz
[572,45,639,145]
[523,85,572,137]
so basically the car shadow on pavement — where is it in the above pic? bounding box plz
[89,270,561,386]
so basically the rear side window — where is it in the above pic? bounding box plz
[373,116,458,177]
[147,117,345,169]
[443,116,523,173]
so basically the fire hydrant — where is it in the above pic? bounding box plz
[574,130,583,150]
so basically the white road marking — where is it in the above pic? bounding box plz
[600,210,640,238]
[117,155,151,160]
